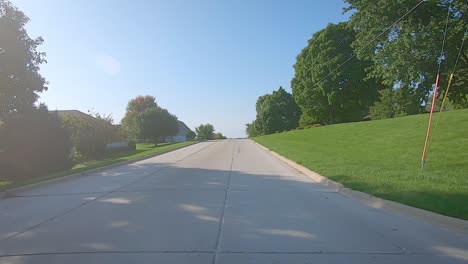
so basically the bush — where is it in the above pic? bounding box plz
[186,131,196,141]
[63,112,119,159]
[370,89,422,120]
[214,133,227,140]
[0,106,73,181]
[127,140,136,151]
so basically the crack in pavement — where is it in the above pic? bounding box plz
[212,141,237,264]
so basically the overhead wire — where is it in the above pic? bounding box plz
[309,0,425,88]
[428,26,467,154]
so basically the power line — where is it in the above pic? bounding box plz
[310,0,425,88]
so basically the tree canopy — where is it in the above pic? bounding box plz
[195,124,215,140]
[246,87,301,137]
[0,0,47,119]
[291,22,379,125]
[214,132,227,140]
[122,95,179,142]
[345,0,468,109]
[139,107,179,143]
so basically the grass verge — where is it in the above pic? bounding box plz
[0,141,196,192]
[254,109,468,220]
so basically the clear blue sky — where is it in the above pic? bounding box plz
[12,0,349,138]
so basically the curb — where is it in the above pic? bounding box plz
[251,139,468,233]
[1,142,199,197]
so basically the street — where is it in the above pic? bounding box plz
[0,139,467,263]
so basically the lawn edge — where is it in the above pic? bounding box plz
[250,139,468,234]
[0,141,199,198]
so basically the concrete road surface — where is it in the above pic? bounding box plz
[0,140,467,263]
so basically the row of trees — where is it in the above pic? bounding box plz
[247,0,467,137]
[195,123,227,140]
[120,96,227,143]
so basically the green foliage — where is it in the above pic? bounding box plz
[121,95,158,139]
[63,112,118,159]
[0,2,72,181]
[139,107,179,143]
[245,121,261,138]
[344,0,467,110]
[127,140,136,151]
[298,114,319,129]
[0,105,72,181]
[370,89,421,120]
[292,22,379,125]
[214,132,227,140]
[0,0,47,120]
[126,95,158,113]
[122,95,179,142]
[450,66,468,108]
[186,130,196,141]
[254,109,468,220]
[247,87,301,137]
[195,124,215,140]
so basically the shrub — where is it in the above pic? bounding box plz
[63,112,118,159]
[214,133,227,140]
[186,131,196,141]
[127,140,136,151]
[0,106,73,181]
[370,89,422,120]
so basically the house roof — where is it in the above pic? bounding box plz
[178,121,192,133]
[51,110,95,119]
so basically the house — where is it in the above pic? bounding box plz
[53,110,95,120]
[165,121,193,142]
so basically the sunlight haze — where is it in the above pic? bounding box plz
[12,0,349,137]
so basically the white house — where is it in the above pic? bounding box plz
[165,121,193,142]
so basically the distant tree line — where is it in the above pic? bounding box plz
[195,123,227,140]
[247,0,467,137]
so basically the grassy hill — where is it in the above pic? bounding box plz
[254,109,468,220]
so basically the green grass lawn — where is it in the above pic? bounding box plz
[254,109,468,220]
[0,141,196,191]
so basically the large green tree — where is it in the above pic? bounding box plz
[291,22,379,125]
[249,87,301,135]
[0,0,47,119]
[122,95,179,143]
[139,107,179,144]
[195,124,215,140]
[344,0,468,109]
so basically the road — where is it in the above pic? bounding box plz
[0,139,467,263]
